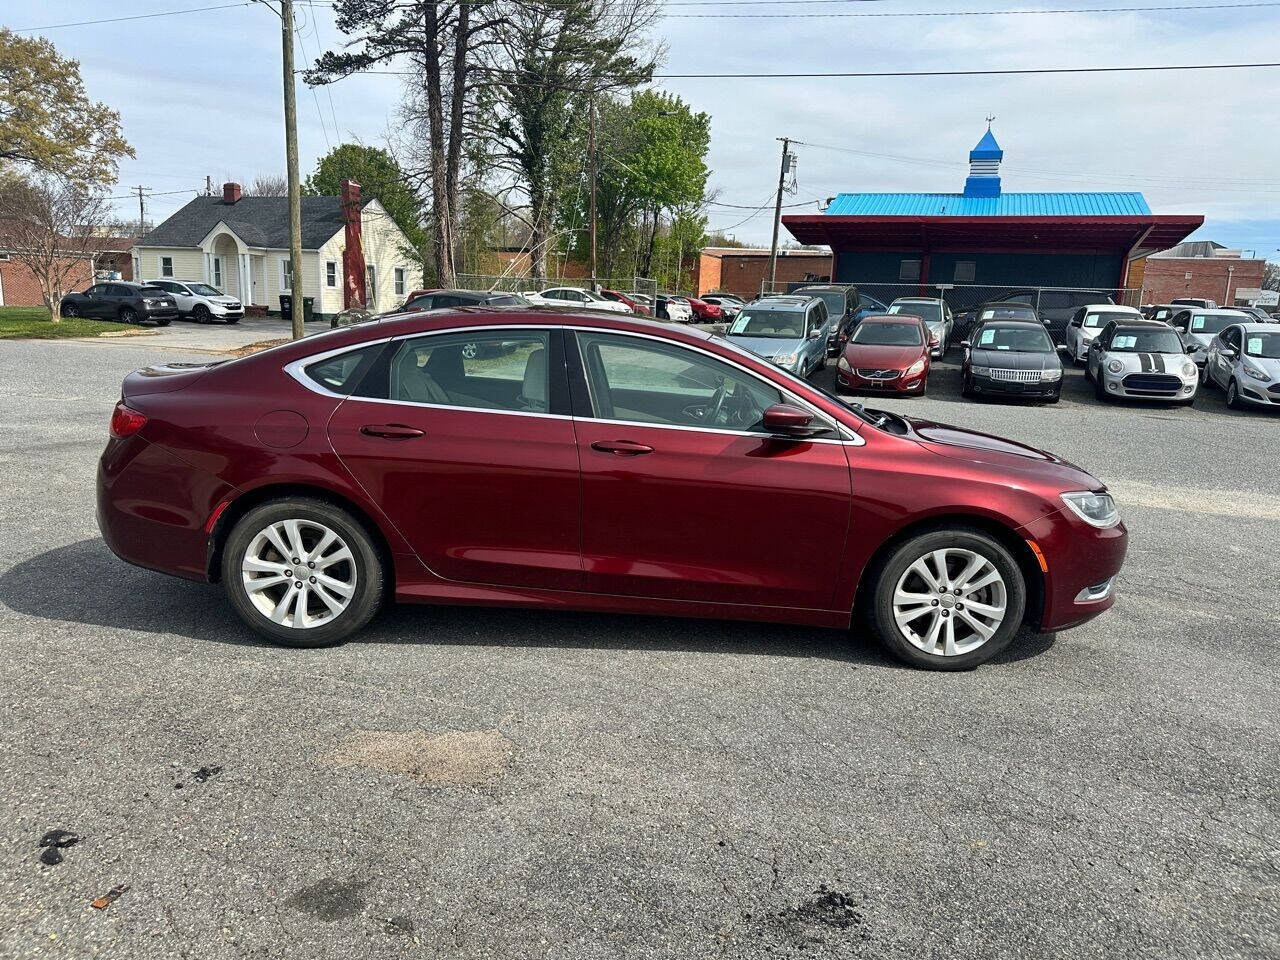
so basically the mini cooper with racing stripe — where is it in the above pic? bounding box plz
[1085,318,1199,405]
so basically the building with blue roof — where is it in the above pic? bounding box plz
[782,128,1202,293]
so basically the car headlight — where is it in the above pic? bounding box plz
[1181,361,1197,378]
[1107,359,1123,374]
[837,356,851,372]
[1041,367,1062,381]
[1060,491,1119,528]
[970,365,990,376]
[1242,362,1269,381]
[773,353,798,367]
[905,358,926,376]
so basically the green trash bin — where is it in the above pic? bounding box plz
[302,296,315,323]
[279,293,293,320]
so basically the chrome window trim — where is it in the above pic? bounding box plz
[282,322,865,446]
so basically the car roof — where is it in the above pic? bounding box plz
[794,285,847,292]
[978,302,1036,310]
[751,296,812,310]
[861,312,923,323]
[975,319,1046,330]
[1238,321,1276,331]
[1111,319,1172,330]
[891,297,942,303]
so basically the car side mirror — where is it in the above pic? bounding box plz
[762,403,825,438]
[807,328,821,340]
[1056,344,1071,355]
[1221,348,1238,359]
[928,336,939,347]
[959,340,971,349]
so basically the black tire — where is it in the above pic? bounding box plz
[193,304,212,324]
[221,498,385,648]
[1226,379,1245,410]
[157,318,171,327]
[62,303,78,318]
[1044,393,1060,404]
[961,374,975,399]
[1094,374,1108,402]
[1200,363,1212,387]
[866,528,1027,671]
[225,316,240,325]
[119,307,138,324]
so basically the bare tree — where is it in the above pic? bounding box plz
[0,171,119,319]
[244,174,289,196]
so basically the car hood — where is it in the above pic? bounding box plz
[1243,354,1280,376]
[729,335,806,358]
[1183,332,1214,348]
[1105,351,1194,373]
[969,349,1057,370]
[208,295,241,305]
[904,416,1101,490]
[844,343,923,367]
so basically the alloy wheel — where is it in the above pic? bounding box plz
[891,548,1008,656]
[63,304,78,318]
[240,519,357,629]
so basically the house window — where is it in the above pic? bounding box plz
[954,260,976,283]
[0,253,10,261]
[325,261,337,288]
[394,267,406,297]
[280,258,294,292]
[212,257,223,288]
[898,259,921,282]
[366,265,376,303]
[160,256,174,277]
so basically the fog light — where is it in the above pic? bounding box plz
[1108,382,1119,391]
[1075,577,1115,603]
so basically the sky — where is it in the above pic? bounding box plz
[7,0,1279,263]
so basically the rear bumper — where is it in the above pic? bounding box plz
[97,435,232,583]
[1019,508,1128,631]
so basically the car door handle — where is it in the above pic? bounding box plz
[360,423,425,439]
[590,440,654,456]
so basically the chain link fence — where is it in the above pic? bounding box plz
[759,280,1143,340]
[456,274,658,301]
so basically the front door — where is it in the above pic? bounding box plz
[569,330,852,609]
[326,327,582,591]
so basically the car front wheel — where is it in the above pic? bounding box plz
[62,303,78,318]
[221,498,385,647]
[868,529,1026,670]
[193,305,212,323]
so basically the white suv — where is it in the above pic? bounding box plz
[146,280,244,324]
[525,286,633,313]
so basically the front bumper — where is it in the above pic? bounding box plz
[968,371,1060,399]
[1018,508,1128,632]
[836,366,926,393]
[1099,370,1197,401]
[1236,377,1280,406]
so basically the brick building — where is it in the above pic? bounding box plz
[1133,241,1267,306]
[695,247,832,298]
[0,246,93,309]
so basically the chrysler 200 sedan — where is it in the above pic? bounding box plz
[97,310,1127,670]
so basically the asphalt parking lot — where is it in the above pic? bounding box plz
[1,336,1277,960]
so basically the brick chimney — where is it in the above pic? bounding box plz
[222,182,242,204]
[341,179,367,309]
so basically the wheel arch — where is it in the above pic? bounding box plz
[851,512,1045,630]
[206,482,396,592]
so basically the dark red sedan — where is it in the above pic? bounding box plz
[835,314,934,395]
[98,310,1126,669]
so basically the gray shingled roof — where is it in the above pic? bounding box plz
[134,195,357,250]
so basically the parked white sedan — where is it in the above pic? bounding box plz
[145,279,244,324]
[525,287,633,313]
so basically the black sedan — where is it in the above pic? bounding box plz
[960,320,1068,403]
[60,281,176,325]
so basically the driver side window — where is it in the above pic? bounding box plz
[576,332,783,432]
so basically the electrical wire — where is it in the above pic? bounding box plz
[663,1,1280,18]
[13,3,252,32]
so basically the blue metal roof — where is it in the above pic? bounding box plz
[822,192,1152,218]
[970,129,1003,160]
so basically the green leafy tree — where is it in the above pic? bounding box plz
[304,143,427,253]
[0,29,133,185]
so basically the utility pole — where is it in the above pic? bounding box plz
[280,0,304,340]
[588,96,598,290]
[767,138,791,292]
[205,176,214,197]
[135,185,149,233]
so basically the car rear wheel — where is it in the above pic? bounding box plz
[193,304,212,324]
[868,529,1026,670]
[119,307,138,324]
[221,498,384,648]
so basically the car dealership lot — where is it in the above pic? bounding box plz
[0,339,1277,959]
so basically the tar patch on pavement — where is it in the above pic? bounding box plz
[383,915,415,935]
[284,875,370,921]
[192,765,223,782]
[760,886,870,945]
[321,730,513,787]
[38,829,80,867]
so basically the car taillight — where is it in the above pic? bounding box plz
[110,401,148,438]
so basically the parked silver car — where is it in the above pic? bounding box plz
[1167,308,1250,369]
[1085,318,1199,405]
[1202,321,1280,409]
[724,295,831,376]
[888,297,953,358]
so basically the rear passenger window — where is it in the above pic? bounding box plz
[304,345,382,395]
[389,331,550,412]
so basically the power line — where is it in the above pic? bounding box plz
[655,61,1280,78]
[663,1,1280,17]
[13,2,251,32]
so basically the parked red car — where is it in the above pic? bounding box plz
[685,296,722,322]
[835,314,935,395]
[98,311,1126,669]
[598,289,650,316]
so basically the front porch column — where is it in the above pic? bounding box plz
[204,251,213,285]
[239,253,251,305]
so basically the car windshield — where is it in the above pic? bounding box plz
[980,307,1037,322]
[577,289,607,301]
[1085,311,1136,329]
[801,291,845,316]
[851,321,923,346]
[729,309,806,338]
[485,295,527,305]
[188,283,222,296]
[1244,331,1280,358]
[1189,312,1238,334]
[889,301,941,323]
[1109,329,1183,353]
[974,325,1053,352]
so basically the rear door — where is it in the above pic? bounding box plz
[569,329,851,608]
[325,327,583,590]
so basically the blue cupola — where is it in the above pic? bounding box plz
[963,127,1003,199]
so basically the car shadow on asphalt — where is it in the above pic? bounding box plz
[0,538,1054,668]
